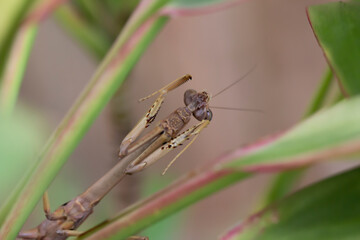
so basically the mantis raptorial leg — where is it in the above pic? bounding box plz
[126,120,210,174]
[117,73,213,176]
[119,74,192,157]
[117,74,213,175]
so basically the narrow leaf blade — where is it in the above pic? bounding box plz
[162,0,247,16]
[225,97,360,171]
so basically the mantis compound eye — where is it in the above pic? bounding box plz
[184,89,197,106]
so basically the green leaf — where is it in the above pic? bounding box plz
[220,166,360,240]
[0,0,35,73]
[307,1,360,96]
[225,96,360,171]
[0,25,38,115]
[0,106,47,224]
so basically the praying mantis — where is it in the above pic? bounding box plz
[17,74,215,240]
[17,67,257,239]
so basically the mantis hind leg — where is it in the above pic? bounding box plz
[42,191,66,221]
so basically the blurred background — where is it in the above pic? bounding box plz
[10,0,356,239]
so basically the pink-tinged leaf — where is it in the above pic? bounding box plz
[220,167,360,240]
[161,0,248,17]
[24,0,69,23]
[0,0,33,70]
[0,0,70,115]
[223,97,360,172]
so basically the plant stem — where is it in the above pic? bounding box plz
[304,67,334,117]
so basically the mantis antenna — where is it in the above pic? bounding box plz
[210,106,263,113]
[212,64,257,98]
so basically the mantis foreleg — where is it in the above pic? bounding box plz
[125,120,210,174]
[119,74,191,157]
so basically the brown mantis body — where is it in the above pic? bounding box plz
[18,74,212,240]
[120,74,212,175]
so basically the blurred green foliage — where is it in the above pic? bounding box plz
[224,167,360,240]
[0,107,47,203]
